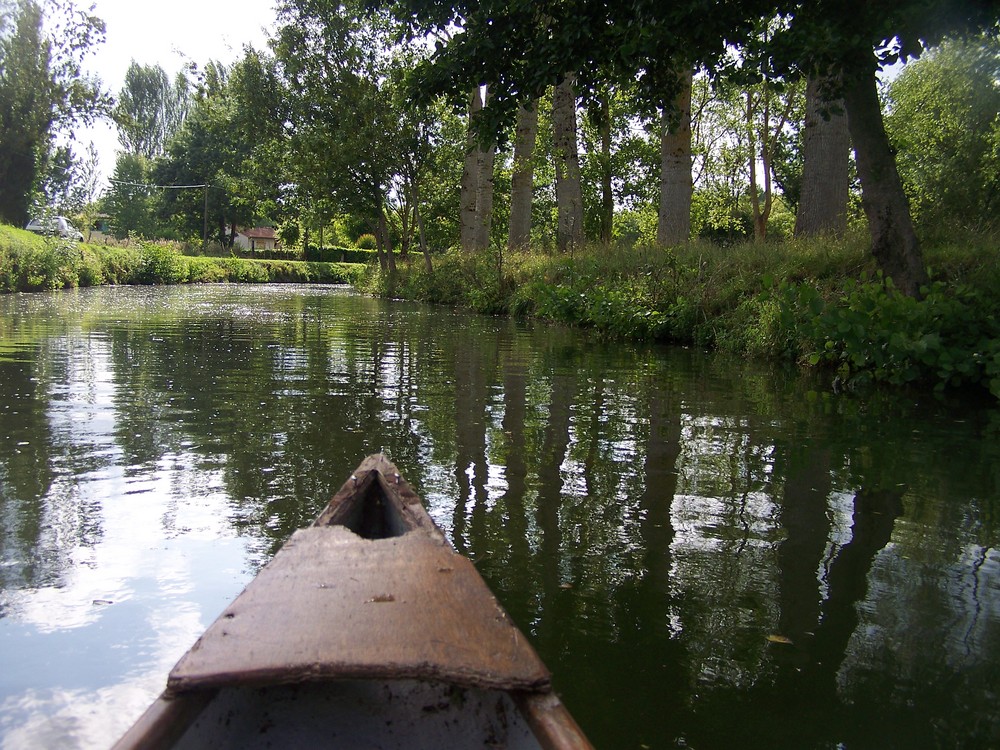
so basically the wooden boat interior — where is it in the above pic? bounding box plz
[113,455,592,750]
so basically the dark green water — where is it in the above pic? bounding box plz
[0,284,998,749]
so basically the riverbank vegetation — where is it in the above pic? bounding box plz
[0,226,363,292]
[362,232,1000,398]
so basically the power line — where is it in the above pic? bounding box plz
[107,179,214,248]
[108,179,211,190]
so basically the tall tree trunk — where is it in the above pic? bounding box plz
[398,197,411,261]
[508,102,538,251]
[371,216,387,271]
[747,90,774,242]
[459,87,483,252]
[842,58,927,297]
[795,74,850,237]
[378,204,396,273]
[552,76,584,252]
[748,82,791,242]
[599,95,613,245]
[657,69,693,246]
[475,137,496,250]
[413,182,433,272]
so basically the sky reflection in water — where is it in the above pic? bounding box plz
[0,284,998,749]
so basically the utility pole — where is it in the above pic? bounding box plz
[202,184,209,250]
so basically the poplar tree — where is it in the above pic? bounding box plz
[0,0,105,225]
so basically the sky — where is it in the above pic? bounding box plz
[79,0,278,190]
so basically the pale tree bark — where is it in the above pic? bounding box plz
[414,189,432,272]
[795,74,850,237]
[460,87,483,252]
[598,95,613,245]
[657,69,693,246]
[475,136,496,250]
[508,102,538,251]
[552,76,584,252]
[842,59,927,297]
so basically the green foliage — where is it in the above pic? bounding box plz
[278,223,301,248]
[114,61,190,159]
[763,275,1000,396]
[153,49,286,247]
[218,257,268,283]
[363,233,1000,398]
[885,37,1000,235]
[0,0,107,226]
[233,247,303,262]
[185,256,229,283]
[105,153,159,239]
[136,243,189,284]
[355,233,378,249]
[1,224,363,291]
[304,245,377,264]
[0,224,97,290]
[98,247,143,284]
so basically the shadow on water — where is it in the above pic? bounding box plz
[0,284,998,748]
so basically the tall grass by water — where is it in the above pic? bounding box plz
[361,231,1000,397]
[0,225,364,292]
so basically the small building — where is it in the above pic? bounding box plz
[235,227,278,251]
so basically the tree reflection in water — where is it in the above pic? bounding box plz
[0,285,997,749]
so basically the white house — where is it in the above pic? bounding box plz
[234,227,278,251]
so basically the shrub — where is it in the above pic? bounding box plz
[233,247,303,262]
[765,275,1000,396]
[137,244,189,284]
[303,244,375,264]
[77,247,106,286]
[186,257,230,283]
[97,247,143,284]
[355,233,377,249]
[221,257,269,283]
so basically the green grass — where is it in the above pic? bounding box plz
[0,225,365,292]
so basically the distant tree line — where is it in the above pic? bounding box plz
[2,0,997,295]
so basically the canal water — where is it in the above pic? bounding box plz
[0,284,997,749]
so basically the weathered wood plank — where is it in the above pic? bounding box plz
[168,526,551,694]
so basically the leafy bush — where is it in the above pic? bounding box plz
[98,247,143,284]
[2,225,364,291]
[233,247,304,262]
[303,244,376,264]
[220,257,270,283]
[355,233,377,249]
[77,247,106,286]
[137,244,189,284]
[765,275,1000,396]
[186,257,230,283]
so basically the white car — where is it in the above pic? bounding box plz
[25,215,85,241]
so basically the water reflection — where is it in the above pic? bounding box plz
[0,285,998,748]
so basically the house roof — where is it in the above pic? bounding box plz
[241,227,276,240]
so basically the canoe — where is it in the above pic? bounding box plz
[113,453,593,750]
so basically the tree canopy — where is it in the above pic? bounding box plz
[113,61,190,159]
[0,0,106,225]
[885,36,1000,235]
[373,0,1000,294]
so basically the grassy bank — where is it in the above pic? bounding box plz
[0,226,364,292]
[360,232,1000,398]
